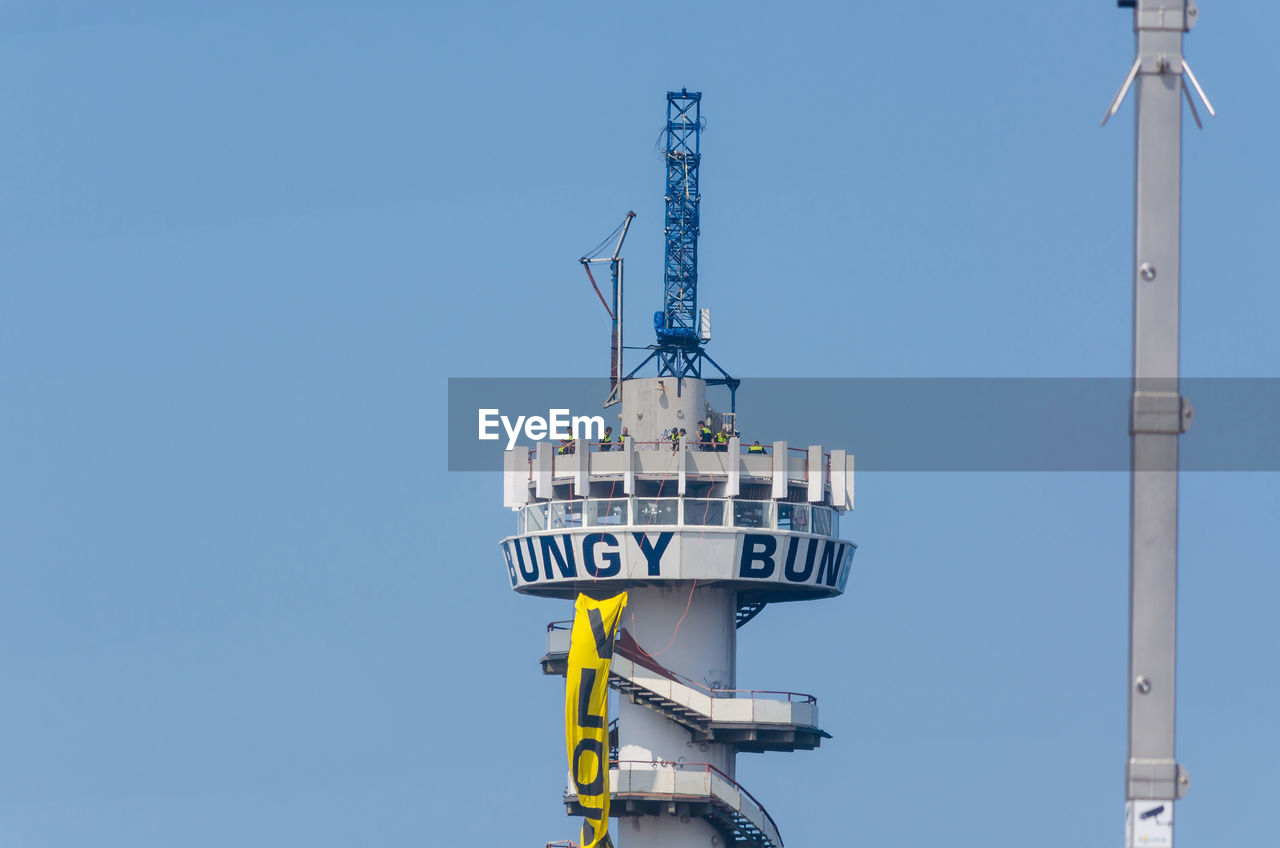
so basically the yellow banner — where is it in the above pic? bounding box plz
[565,592,628,848]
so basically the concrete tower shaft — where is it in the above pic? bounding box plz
[616,586,737,848]
[619,378,708,444]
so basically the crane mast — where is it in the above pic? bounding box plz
[655,89,703,376]
[625,90,738,409]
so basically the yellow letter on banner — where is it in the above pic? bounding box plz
[565,592,628,848]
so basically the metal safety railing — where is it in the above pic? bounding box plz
[695,687,816,704]
[525,438,796,456]
[617,635,818,705]
[524,497,840,535]
[604,760,782,841]
[546,620,817,705]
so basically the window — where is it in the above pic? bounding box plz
[683,499,725,526]
[587,499,628,526]
[525,503,548,532]
[733,500,773,528]
[811,506,832,536]
[550,501,583,529]
[634,498,679,525]
[777,503,810,532]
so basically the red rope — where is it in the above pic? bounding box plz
[580,261,614,319]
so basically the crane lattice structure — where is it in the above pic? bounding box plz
[657,90,702,368]
[626,90,738,409]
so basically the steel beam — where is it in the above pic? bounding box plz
[1118,1,1200,845]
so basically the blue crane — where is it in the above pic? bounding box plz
[626,89,738,409]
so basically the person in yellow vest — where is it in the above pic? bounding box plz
[557,437,574,455]
[669,428,681,452]
[697,420,713,450]
[747,440,766,454]
[714,429,730,453]
[600,426,614,451]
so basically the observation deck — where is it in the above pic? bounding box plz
[499,437,857,605]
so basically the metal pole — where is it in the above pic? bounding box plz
[616,257,624,402]
[604,211,635,409]
[1120,1,1198,844]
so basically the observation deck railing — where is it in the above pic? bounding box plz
[518,497,838,537]
[534,439,787,467]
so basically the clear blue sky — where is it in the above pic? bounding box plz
[2,2,1277,846]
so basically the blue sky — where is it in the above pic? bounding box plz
[2,2,1277,846]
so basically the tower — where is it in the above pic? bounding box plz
[499,92,856,848]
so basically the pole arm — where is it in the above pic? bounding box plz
[611,211,636,261]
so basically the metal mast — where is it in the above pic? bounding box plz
[627,90,738,408]
[1103,1,1213,844]
[656,89,703,376]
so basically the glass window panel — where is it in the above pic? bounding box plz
[733,500,773,528]
[550,501,583,529]
[777,503,810,532]
[811,506,832,536]
[634,498,678,525]
[525,503,548,532]
[777,503,791,530]
[683,499,725,526]
[587,498,628,526]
